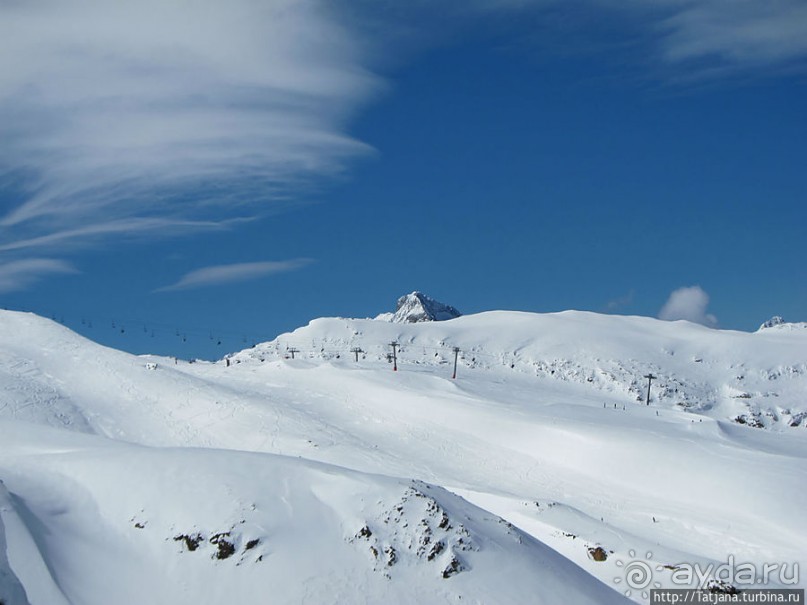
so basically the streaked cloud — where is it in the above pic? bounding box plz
[462,0,807,74]
[1,0,804,292]
[0,217,253,254]
[0,259,78,294]
[156,259,313,292]
[658,285,718,327]
[656,0,807,67]
[0,0,377,252]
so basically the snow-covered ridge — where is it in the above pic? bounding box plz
[234,309,807,431]
[1,308,806,603]
[0,309,632,604]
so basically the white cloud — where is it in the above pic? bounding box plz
[1,0,804,294]
[0,217,254,254]
[0,259,78,293]
[156,259,313,292]
[656,0,807,67]
[0,0,378,253]
[460,0,807,74]
[658,285,718,327]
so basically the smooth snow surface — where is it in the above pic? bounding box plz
[1,309,805,604]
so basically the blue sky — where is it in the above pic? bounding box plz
[1,1,805,359]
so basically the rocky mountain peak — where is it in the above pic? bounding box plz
[377,292,462,323]
[759,316,786,330]
[758,316,807,332]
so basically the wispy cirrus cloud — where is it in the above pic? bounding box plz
[0,217,255,254]
[0,259,78,294]
[451,0,807,75]
[655,0,807,67]
[156,259,313,292]
[0,0,378,257]
[1,0,805,294]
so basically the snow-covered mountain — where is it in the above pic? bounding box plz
[243,309,807,431]
[758,315,807,332]
[376,291,462,323]
[1,308,805,604]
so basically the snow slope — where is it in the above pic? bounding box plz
[238,309,807,430]
[0,422,625,605]
[1,308,806,603]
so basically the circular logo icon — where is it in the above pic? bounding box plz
[613,549,662,599]
[624,560,653,590]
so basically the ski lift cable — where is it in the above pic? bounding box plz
[33,308,502,362]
